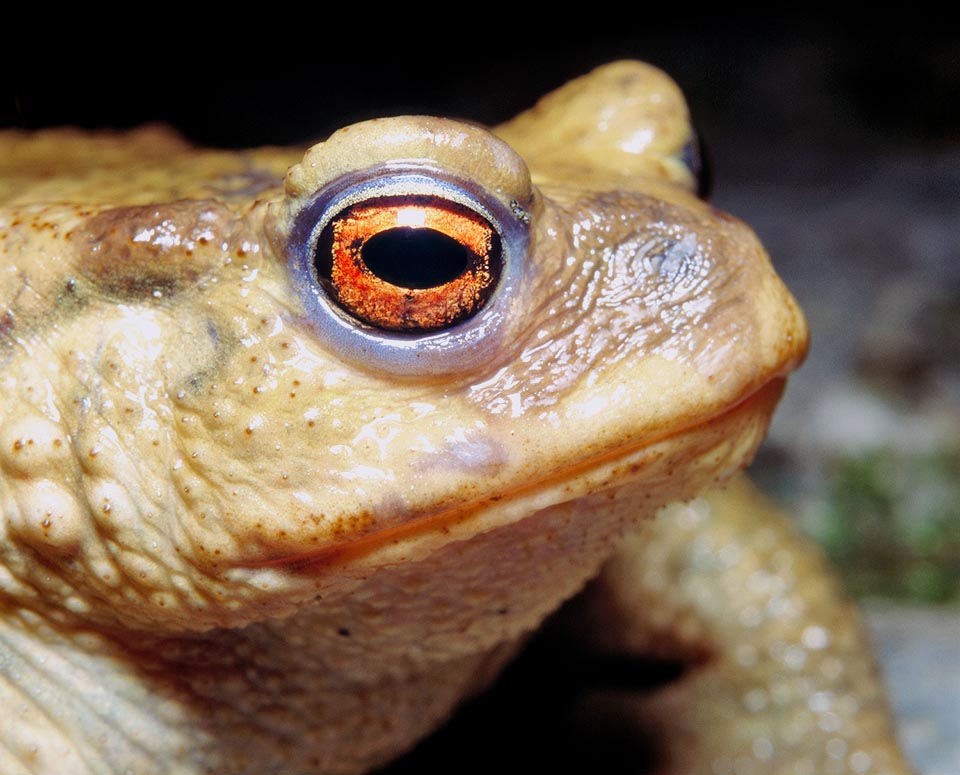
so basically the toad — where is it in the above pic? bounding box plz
[0,62,912,774]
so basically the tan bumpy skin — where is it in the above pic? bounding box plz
[0,62,913,774]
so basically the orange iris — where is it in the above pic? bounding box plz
[315,195,502,332]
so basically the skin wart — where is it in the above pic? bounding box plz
[0,62,913,774]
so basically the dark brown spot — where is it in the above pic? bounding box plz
[76,200,247,300]
[0,309,14,338]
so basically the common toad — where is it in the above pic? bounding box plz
[0,62,911,774]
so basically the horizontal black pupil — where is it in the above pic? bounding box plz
[362,227,471,289]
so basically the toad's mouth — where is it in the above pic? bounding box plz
[243,377,787,573]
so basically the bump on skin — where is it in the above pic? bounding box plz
[497,60,699,192]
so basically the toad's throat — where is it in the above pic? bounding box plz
[243,378,787,572]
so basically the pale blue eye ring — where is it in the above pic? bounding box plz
[287,164,530,376]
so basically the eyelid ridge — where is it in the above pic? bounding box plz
[283,116,535,217]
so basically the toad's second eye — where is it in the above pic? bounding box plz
[314,195,502,332]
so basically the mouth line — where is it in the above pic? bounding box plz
[240,377,787,572]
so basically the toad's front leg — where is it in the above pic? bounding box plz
[562,475,913,775]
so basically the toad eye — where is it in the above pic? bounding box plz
[314,195,502,332]
[287,166,530,375]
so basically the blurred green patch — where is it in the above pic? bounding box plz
[815,448,960,603]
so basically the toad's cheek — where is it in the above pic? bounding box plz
[235,375,787,582]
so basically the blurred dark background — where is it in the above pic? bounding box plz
[6,20,958,148]
[6,17,959,773]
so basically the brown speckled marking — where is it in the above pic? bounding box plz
[77,201,240,299]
